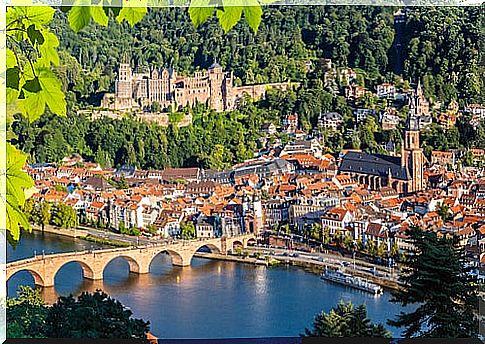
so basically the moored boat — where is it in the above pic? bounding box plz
[321,268,383,295]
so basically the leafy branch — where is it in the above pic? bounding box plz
[5,3,266,245]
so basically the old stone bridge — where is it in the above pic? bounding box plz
[7,234,256,287]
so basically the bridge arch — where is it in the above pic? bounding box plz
[195,243,221,254]
[245,237,257,246]
[8,268,45,287]
[103,255,142,275]
[54,260,97,281]
[231,240,244,251]
[149,249,187,268]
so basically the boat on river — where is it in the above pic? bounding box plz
[321,268,383,295]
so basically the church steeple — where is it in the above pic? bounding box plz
[402,110,424,193]
[405,112,420,150]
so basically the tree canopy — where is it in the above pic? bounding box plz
[388,226,479,338]
[303,301,391,337]
[7,287,150,340]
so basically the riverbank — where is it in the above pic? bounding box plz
[195,252,400,291]
[193,252,278,266]
[32,225,89,238]
[32,225,133,248]
[82,234,132,247]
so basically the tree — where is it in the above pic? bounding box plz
[50,203,78,229]
[343,234,354,251]
[44,290,149,339]
[323,227,330,245]
[388,226,478,338]
[356,238,364,251]
[118,221,127,233]
[180,221,196,239]
[377,241,388,258]
[150,101,161,113]
[7,286,48,338]
[310,223,322,241]
[436,204,451,221]
[283,223,291,235]
[390,242,400,259]
[31,201,52,233]
[461,151,474,167]
[332,229,342,247]
[303,301,391,337]
[365,240,377,256]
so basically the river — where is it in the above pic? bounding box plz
[7,231,409,338]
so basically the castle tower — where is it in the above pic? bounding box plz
[115,63,133,98]
[208,59,224,112]
[402,113,424,193]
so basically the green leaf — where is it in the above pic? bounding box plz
[6,67,20,90]
[188,0,214,27]
[23,77,41,93]
[60,6,73,13]
[38,30,60,67]
[243,0,262,33]
[105,6,121,17]
[68,6,92,33]
[90,6,109,27]
[216,5,243,33]
[18,67,65,120]
[6,196,30,243]
[26,24,45,46]
[6,88,19,105]
[6,49,17,69]
[6,143,33,243]
[116,7,147,26]
[18,90,46,121]
[37,68,67,116]
[18,6,56,26]
[6,143,34,208]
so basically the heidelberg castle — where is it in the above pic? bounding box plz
[101,61,298,112]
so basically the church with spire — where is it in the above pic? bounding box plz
[339,82,426,195]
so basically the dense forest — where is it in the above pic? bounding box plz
[51,6,482,106]
[11,6,484,169]
[12,97,485,170]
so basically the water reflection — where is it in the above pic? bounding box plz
[8,233,409,338]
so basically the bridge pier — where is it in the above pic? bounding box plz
[171,252,192,267]
[83,270,104,281]
[38,273,55,288]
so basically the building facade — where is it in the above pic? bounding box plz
[102,62,296,112]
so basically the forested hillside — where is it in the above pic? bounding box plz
[12,6,484,170]
[51,6,482,105]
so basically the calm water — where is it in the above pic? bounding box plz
[7,231,408,338]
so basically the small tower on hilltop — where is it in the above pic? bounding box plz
[208,58,225,112]
[115,63,133,99]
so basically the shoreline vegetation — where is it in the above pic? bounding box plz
[82,235,132,248]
